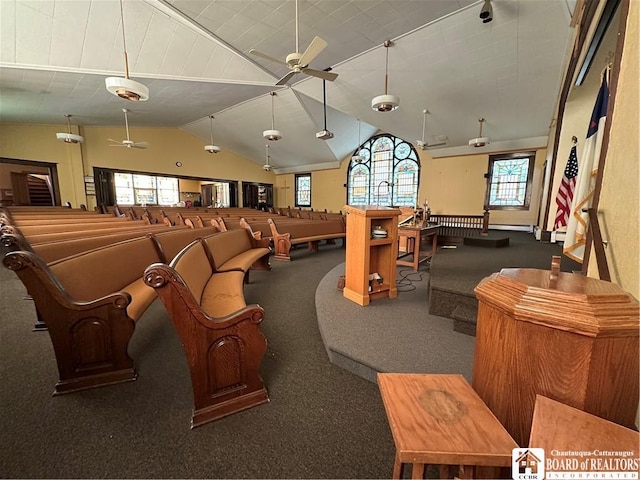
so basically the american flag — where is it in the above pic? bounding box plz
[553,145,578,229]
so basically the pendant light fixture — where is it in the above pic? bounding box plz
[416,109,429,150]
[263,91,282,141]
[204,115,221,153]
[469,118,491,147]
[371,40,400,112]
[351,119,364,163]
[316,76,334,140]
[56,114,84,144]
[105,0,149,102]
[263,144,272,171]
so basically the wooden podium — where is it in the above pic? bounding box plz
[343,205,401,306]
[472,265,639,447]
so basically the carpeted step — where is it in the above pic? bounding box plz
[451,303,478,337]
[463,236,510,248]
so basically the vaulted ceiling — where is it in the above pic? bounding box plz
[0,0,577,173]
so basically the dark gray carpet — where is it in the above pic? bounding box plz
[0,244,399,479]
[316,264,475,383]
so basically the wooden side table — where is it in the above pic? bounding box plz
[529,395,639,459]
[378,373,518,479]
[397,225,438,271]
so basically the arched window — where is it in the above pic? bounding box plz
[347,133,420,207]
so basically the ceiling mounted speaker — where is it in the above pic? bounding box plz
[105,0,149,102]
[204,115,221,154]
[372,40,399,112]
[469,118,490,147]
[263,92,282,141]
[479,0,493,23]
[56,114,84,144]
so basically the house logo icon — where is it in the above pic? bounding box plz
[512,448,545,480]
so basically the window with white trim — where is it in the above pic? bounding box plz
[114,173,179,206]
[295,173,311,207]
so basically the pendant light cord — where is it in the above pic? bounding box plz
[270,92,276,130]
[209,115,215,144]
[322,80,328,130]
[119,0,130,79]
[384,45,389,95]
[295,0,299,54]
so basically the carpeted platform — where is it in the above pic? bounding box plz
[316,263,475,384]
[428,231,581,335]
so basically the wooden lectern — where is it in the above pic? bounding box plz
[472,263,639,447]
[342,205,401,306]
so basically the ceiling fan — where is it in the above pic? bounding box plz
[108,108,148,149]
[249,0,338,86]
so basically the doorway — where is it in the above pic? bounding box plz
[0,158,60,206]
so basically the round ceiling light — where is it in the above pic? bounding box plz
[105,77,149,102]
[56,132,84,144]
[468,118,490,147]
[204,144,221,154]
[263,129,283,141]
[371,94,400,112]
[56,114,84,144]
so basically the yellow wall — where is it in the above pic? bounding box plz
[0,123,276,210]
[275,146,546,227]
[586,1,638,299]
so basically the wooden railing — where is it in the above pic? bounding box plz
[429,210,490,240]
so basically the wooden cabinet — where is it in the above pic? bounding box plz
[472,267,639,447]
[343,205,401,306]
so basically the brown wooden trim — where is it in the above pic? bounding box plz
[583,0,628,275]
[585,208,611,280]
[542,0,601,229]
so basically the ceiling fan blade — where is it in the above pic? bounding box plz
[275,70,297,86]
[132,142,148,149]
[108,138,121,143]
[298,36,327,67]
[249,49,288,66]
[109,144,127,147]
[302,67,338,82]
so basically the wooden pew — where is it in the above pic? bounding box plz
[144,238,269,428]
[3,237,163,394]
[2,228,270,397]
[7,223,172,244]
[267,218,345,261]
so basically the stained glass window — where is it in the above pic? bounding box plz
[295,173,311,207]
[347,134,420,207]
[486,153,535,209]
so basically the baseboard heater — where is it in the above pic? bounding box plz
[488,224,533,233]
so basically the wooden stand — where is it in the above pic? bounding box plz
[472,265,639,447]
[397,224,438,271]
[529,395,639,456]
[378,373,517,479]
[342,205,401,306]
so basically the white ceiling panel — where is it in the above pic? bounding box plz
[1,0,577,167]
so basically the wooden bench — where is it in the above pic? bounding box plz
[1,227,246,395]
[144,238,269,428]
[267,218,345,261]
[201,228,271,281]
[3,236,162,394]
